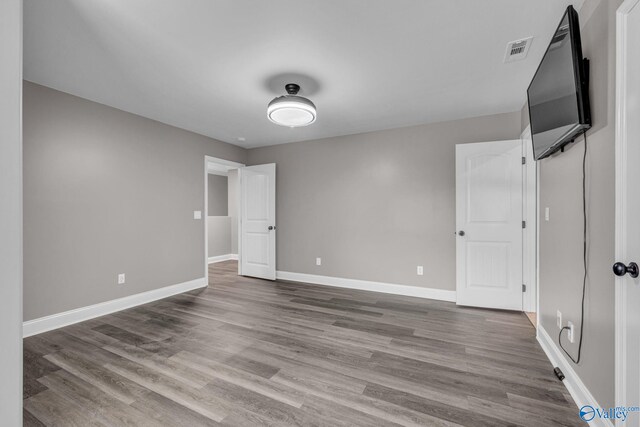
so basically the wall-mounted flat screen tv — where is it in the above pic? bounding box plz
[527,5,591,160]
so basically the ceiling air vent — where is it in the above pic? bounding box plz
[504,36,533,63]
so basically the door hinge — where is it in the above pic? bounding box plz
[522,220,526,229]
[522,156,526,165]
[522,284,526,292]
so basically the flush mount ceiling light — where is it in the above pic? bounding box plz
[267,83,316,127]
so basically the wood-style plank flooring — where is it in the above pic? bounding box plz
[24,261,583,426]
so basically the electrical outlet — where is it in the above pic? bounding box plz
[567,321,575,343]
[118,273,126,285]
[316,257,322,266]
[557,310,562,329]
[417,266,424,276]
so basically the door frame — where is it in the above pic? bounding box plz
[204,155,245,284]
[615,0,639,413]
[521,124,539,319]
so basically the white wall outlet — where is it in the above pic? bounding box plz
[118,273,126,285]
[193,210,202,219]
[545,207,550,221]
[417,266,424,276]
[557,310,562,329]
[567,321,575,343]
[316,257,322,266]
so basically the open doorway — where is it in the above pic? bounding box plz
[205,156,278,283]
[455,136,537,320]
[204,156,244,283]
[204,157,278,283]
[455,140,524,310]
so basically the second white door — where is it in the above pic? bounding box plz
[239,164,276,280]
[456,140,523,310]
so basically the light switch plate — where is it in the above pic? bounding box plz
[545,207,550,221]
[194,210,202,219]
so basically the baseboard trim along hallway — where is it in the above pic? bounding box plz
[22,277,207,338]
[208,254,238,264]
[276,271,457,302]
[537,325,612,427]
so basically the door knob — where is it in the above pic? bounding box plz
[613,262,639,278]
[458,230,465,236]
[268,226,276,231]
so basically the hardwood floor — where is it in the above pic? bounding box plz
[525,311,537,329]
[24,261,583,426]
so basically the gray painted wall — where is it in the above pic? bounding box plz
[23,81,247,321]
[248,111,521,290]
[207,217,232,257]
[208,174,228,216]
[0,0,23,423]
[534,0,619,408]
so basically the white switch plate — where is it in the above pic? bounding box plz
[118,273,126,285]
[194,210,202,219]
[567,321,575,343]
[417,266,424,276]
[557,310,562,329]
[545,207,550,221]
[316,257,322,266]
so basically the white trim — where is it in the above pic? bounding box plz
[204,155,245,284]
[615,0,639,419]
[537,325,613,427]
[207,157,244,176]
[276,271,456,302]
[22,277,207,338]
[208,254,238,264]
[521,125,537,314]
[206,157,244,170]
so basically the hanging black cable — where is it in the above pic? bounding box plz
[558,130,588,364]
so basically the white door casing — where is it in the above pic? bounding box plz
[615,0,640,424]
[456,140,523,311]
[204,155,245,284]
[522,125,538,315]
[239,164,276,280]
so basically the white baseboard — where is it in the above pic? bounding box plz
[23,277,207,338]
[537,325,612,427]
[208,254,238,264]
[275,271,456,302]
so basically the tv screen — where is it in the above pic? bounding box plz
[527,5,591,160]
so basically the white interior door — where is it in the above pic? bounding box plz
[239,164,276,280]
[616,0,640,422]
[456,140,523,310]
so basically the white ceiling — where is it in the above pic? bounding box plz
[24,0,583,148]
